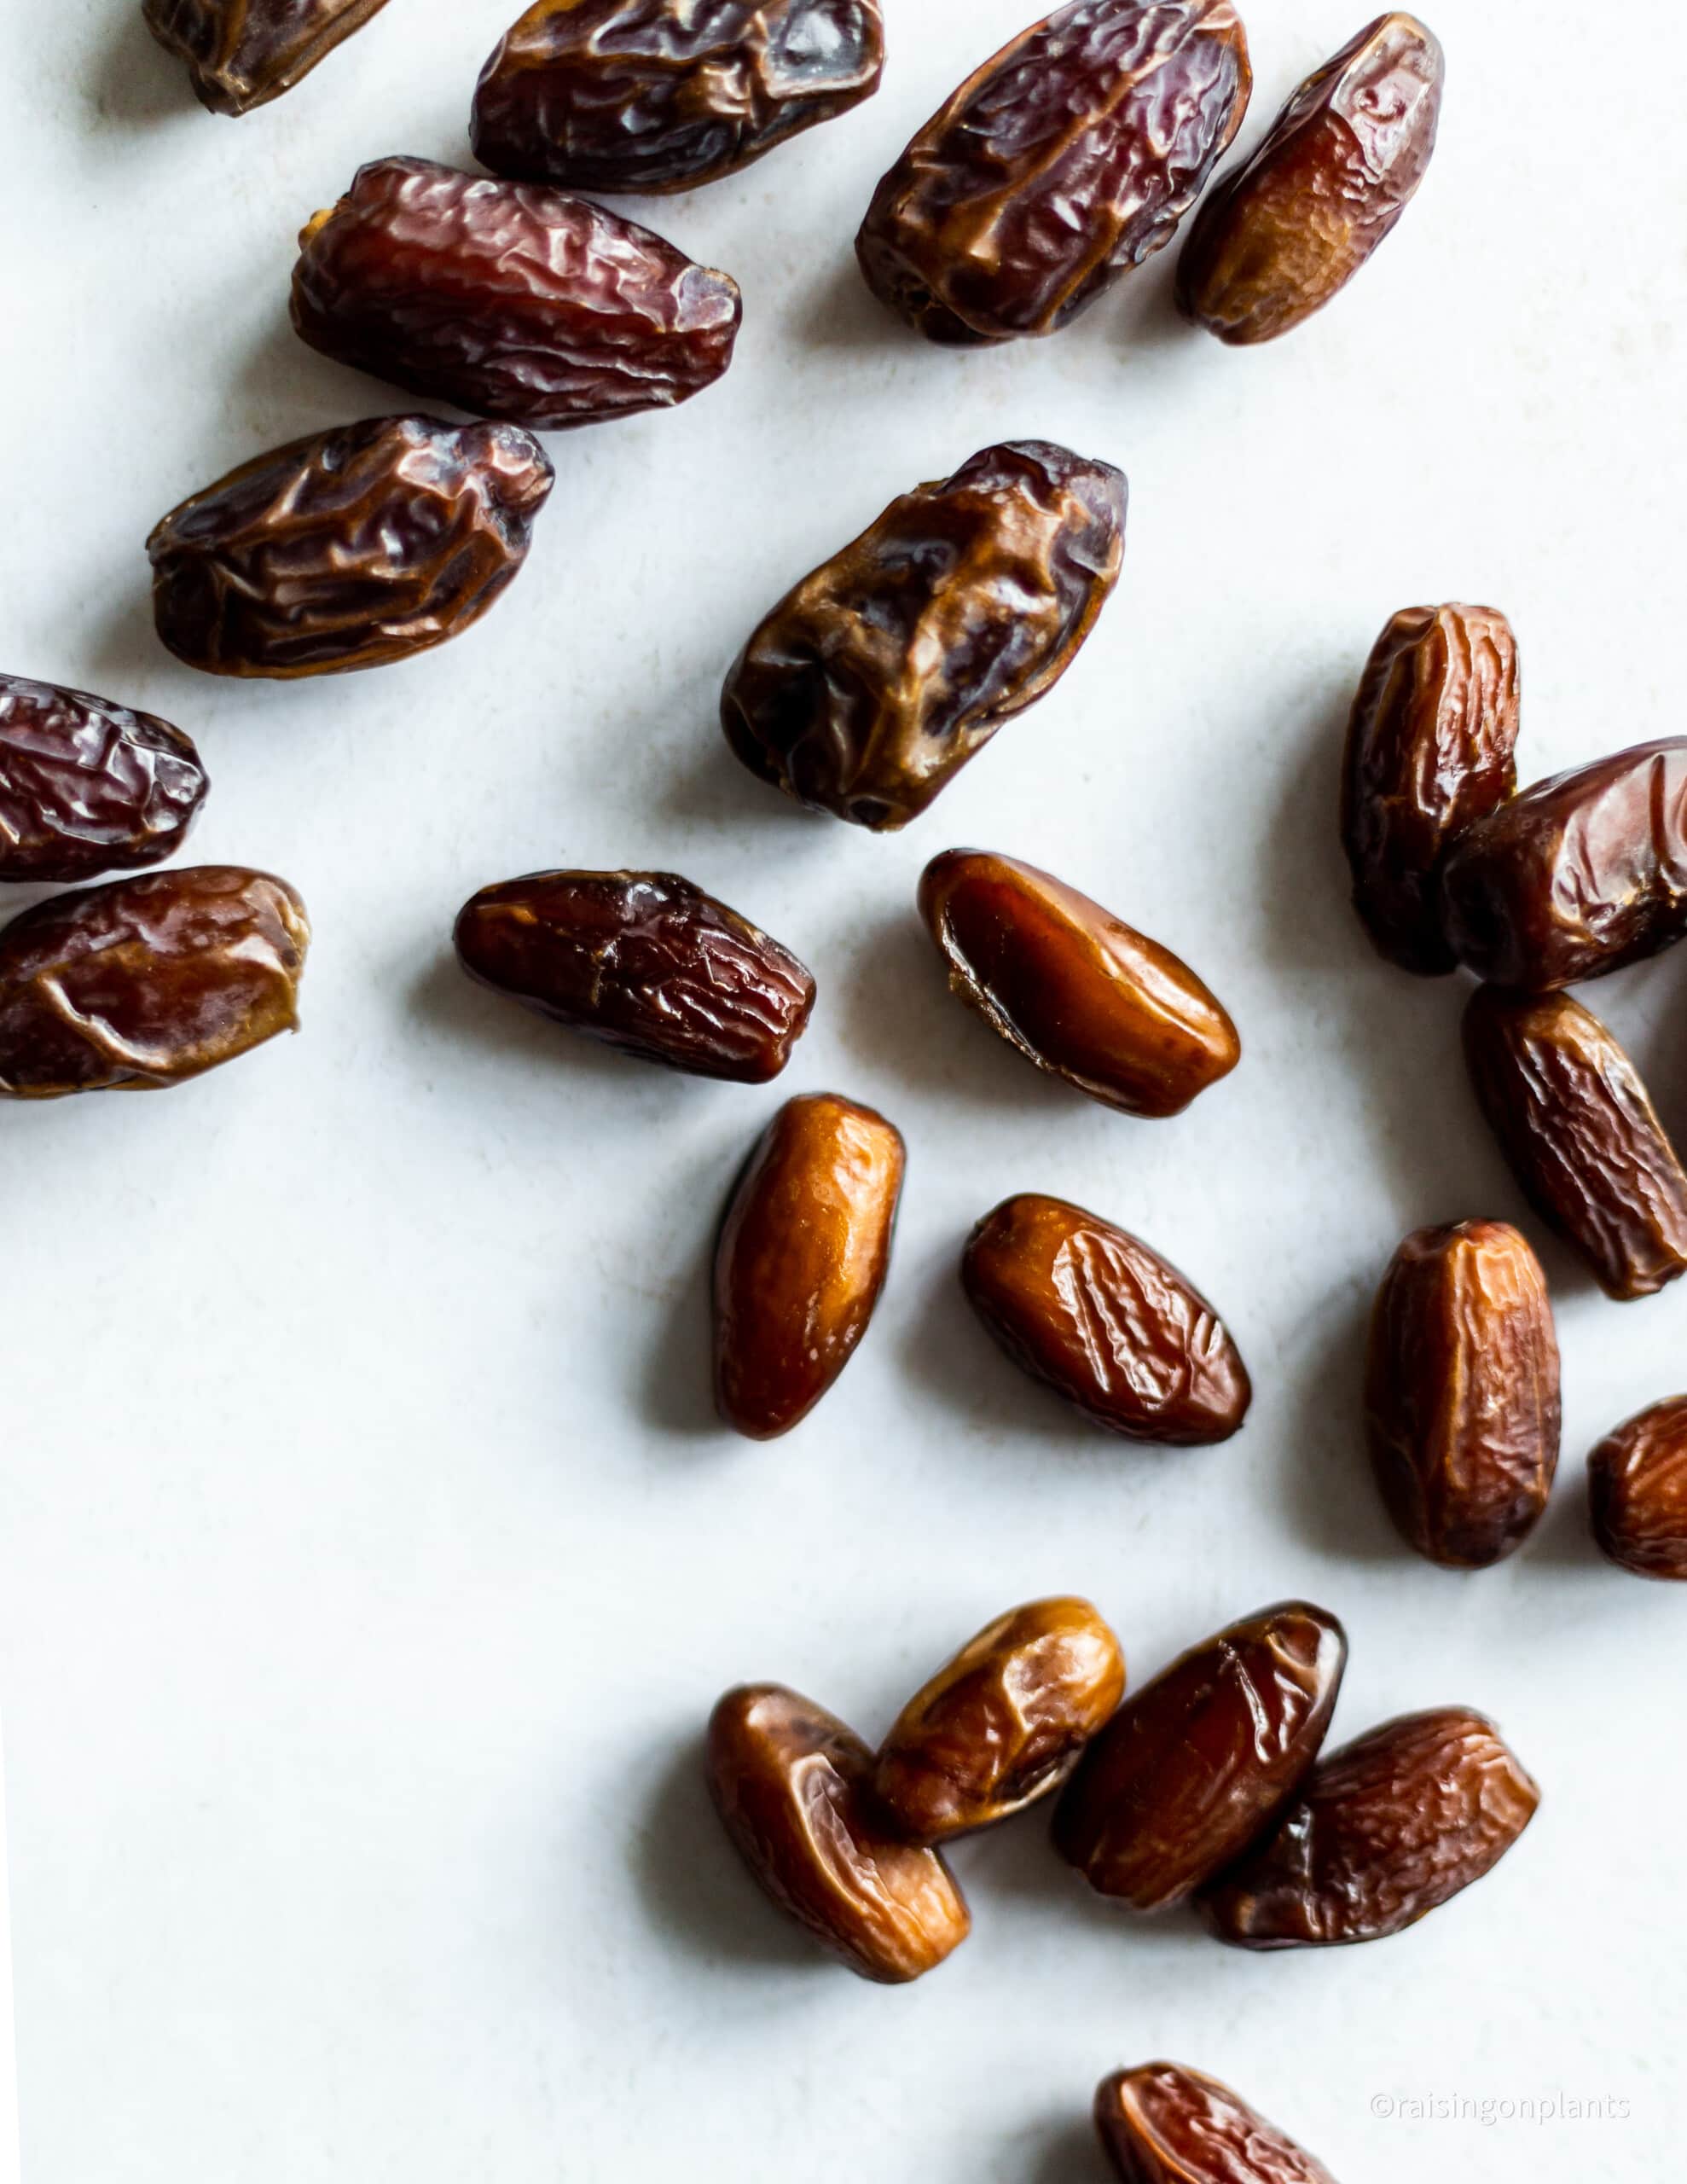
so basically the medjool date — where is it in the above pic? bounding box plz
[142,0,391,115]
[0,675,207,883]
[1588,1397,1687,1580]
[1095,2063,1339,2184]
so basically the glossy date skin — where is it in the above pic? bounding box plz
[1588,1397,1687,1580]
[1054,1602,1345,1908]
[722,444,1125,830]
[0,867,309,1098]
[472,0,885,194]
[1176,14,1444,346]
[1341,604,1520,975]
[872,1597,1125,1844]
[919,849,1238,1116]
[856,0,1251,346]
[707,1683,970,1982]
[291,157,741,431]
[1199,1706,1540,1949]
[1365,1220,1560,1568]
[1095,2063,1338,2184]
[962,1194,1250,1443]
[0,675,207,883]
[142,0,391,115]
[148,415,553,679]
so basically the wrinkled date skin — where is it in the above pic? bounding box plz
[722,443,1125,830]
[1199,1706,1540,1948]
[0,867,310,1098]
[1365,1220,1560,1568]
[453,869,815,1082]
[1341,604,1520,975]
[1095,2063,1339,2184]
[1464,988,1687,1302]
[471,0,885,194]
[291,157,742,430]
[142,0,391,115]
[919,849,1238,1116]
[1588,1398,1687,1580]
[1440,738,1687,990]
[962,1194,1250,1443]
[1054,1602,1345,1908]
[856,0,1251,346]
[872,1597,1125,1844]
[714,1093,904,1437]
[706,1683,970,1982]
[0,675,207,884]
[1176,13,1444,345]
[148,415,553,680]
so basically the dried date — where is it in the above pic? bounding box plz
[142,0,391,115]
[1095,2063,1338,2184]
[0,674,207,884]
[1588,1397,1687,1580]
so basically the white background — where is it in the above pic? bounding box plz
[0,2,1678,2176]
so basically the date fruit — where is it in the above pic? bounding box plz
[872,1598,1124,1844]
[1340,604,1520,975]
[722,443,1125,830]
[1054,1602,1345,1908]
[1365,1219,1559,1568]
[0,867,309,1098]
[714,1093,903,1437]
[1176,14,1444,346]
[291,157,741,431]
[707,1682,969,1982]
[962,1194,1249,1443]
[142,0,391,115]
[1095,2063,1338,2184]
[856,0,1251,346]
[0,675,207,883]
[919,849,1238,1115]
[1199,1706,1539,1948]
[471,0,885,194]
[1588,1397,1687,1580]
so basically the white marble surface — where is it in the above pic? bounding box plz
[1,3,1681,2177]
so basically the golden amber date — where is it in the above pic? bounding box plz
[1365,1219,1559,1568]
[0,674,207,884]
[872,1597,1124,1844]
[1054,1602,1345,1908]
[142,0,391,115]
[707,1682,970,1983]
[1095,2063,1338,2184]
[1588,1397,1687,1580]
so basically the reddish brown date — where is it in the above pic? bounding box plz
[1199,1706,1540,1949]
[291,158,741,431]
[0,867,309,1098]
[1365,1220,1560,1568]
[1054,1602,1345,1908]
[856,0,1251,346]
[707,1682,970,1982]
[148,415,552,680]
[0,674,207,884]
[1177,14,1444,345]
[472,0,884,194]
[1464,988,1687,1302]
[142,0,391,114]
[722,443,1125,830]
[872,1597,1125,1844]
[1340,604,1520,974]
[1440,738,1687,990]
[1095,2063,1338,2184]
[714,1093,904,1438]
[919,849,1238,1116]
[962,1194,1249,1443]
[1588,1397,1687,1580]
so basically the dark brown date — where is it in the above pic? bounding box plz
[148,414,553,680]
[1199,1706,1540,1949]
[1365,1219,1559,1568]
[872,1597,1125,1844]
[1340,604,1520,974]
[707,1682,970,1982]
[1095,2063,1338,2184]
[1464,987,1687,1301]
[722,443,1125,830]
[291,157,741,431]
[919,849,1238,1116]
[1440,738,1687,990]
[472,0,884,194]
[856,0,1251,346]
[1054,1602,1345,1908]
[1176,14,1444,345]
[0,674,207,883]
[714,1093,904,1438]
[961,1194,1249,1443]
[1588,1397,1687,1580]
[142,0,391,114]
[453,869,815,1082]
[0,867,309,1098]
